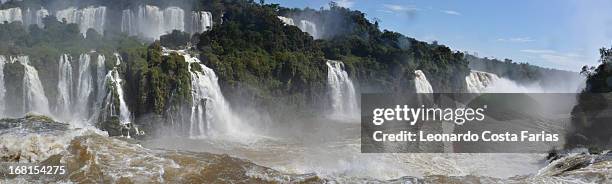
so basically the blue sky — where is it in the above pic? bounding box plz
[269,0,612,71]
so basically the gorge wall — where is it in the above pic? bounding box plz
[0,0,583,139]
[0,4,212,39]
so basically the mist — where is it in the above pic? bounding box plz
[484,76,585,93]
[278,5,364,40]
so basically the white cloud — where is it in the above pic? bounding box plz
[441,10,461,16]
[383,4,418,14]
[497,37,535,43]
[521,49,588,70]
[539,54,585,70]
[520,49,556,54]
[566,53,584,57]
[376,9,394,14]
[335,0,354,8]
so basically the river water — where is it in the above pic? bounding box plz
[1,115,611,183]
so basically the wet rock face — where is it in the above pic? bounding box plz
[98,116,142,138]
[0,114,68,133]
[567,93,612,152]
[0,114,73,167]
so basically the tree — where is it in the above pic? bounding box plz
[329,1,338,9]
[160,30,191,49]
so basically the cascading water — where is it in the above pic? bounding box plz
[277,16,295,26]
[74,53,94,120]
[0,53,105,122]
[0,56,5,115]
[163,50,244,138]
[299,20,318,39]
[16,56,51,115]
[326,60,359,120]
[53,53,106,123]
[465,70,500,93]
[103,53,132,125]
[90,54,107,124]
[24,8,49,28]
[95,55,106,101]
[0,7,49,27]
[56,54,73,120]
[163,7,185,33]
[0,7,22,24]
[55,6,106,36]
[191,11,213,34]
[0,5,216,39]
[414,70,434,93]
[277,16,319,39]
[121,5,186,39]
[120,9,135,36]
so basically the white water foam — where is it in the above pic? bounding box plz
[414,70,434,93]
[326,60,359,120]
[122,5,186,39]
[56,54,73,120]
[55,6,106,36]
[74,53,94,121]
[191,11,213,34]
[277,16,319,39]
[466,70,500,93]
[0,56,5,115]
[104,53,132,125]
[17,56,51,115]
[0,7,22,24]
[24,7,49,28]
[299,20,318,39]
[161,49,254,141]
[277,16,295,26]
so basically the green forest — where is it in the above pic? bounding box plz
[0,0,600,138]
[567,47,612,152]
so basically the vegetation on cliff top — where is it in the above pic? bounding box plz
[0,0,587,134]
[567,46,612,152]
[197,0,471,118]
[467,55,578,85]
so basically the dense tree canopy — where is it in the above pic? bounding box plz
[0,0,588,135]
[567,46,612,152]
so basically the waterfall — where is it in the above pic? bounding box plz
[277,16,319,39]
[191,11,213,34]
[1,6,105,34]
[299,20,318,39]
[0,7,22,24]
[466,70,500,93]
[55,6,106,36]
[54,53,106,122]
[0,56,5,115]
[414,70,434,93]
[121,9,135,36]
[16,56,50,115]
[277,16,295,26]
[102,54,131,125]
[326,60,359,120]
[163,50,243,138]
[24,8,49,28]
[56,54,73,119]
[34,8,49,27]
[121,5,186,39]
[0,53,110,124]
[164,7,185,33]
[96,55,106,100]
[465,70,554,93]
[74,53,94,120]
